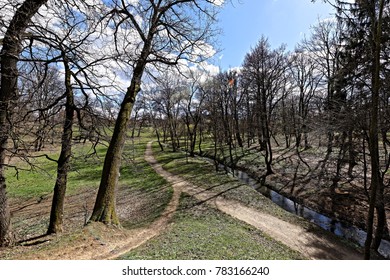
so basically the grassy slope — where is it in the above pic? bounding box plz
[6,137,168,199]
[120,194,304,260]
[119,142,307,260]
[152,143,303,225]
[4,132,348,260]
[144,142,361,254]
[6,134,171,197]
[3,132,173,248]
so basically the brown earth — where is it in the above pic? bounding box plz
[0,141,363,260]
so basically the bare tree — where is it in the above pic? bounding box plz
[4,1,115,234]
[242,36,288,178]
[288,49,322,150]
[336,0,390,259]
[90,0,219,225]
[0,0,49,247]
[182,70,208,157]
[148,72,185,152]
[130,94,147,138]
[9,63,63,154]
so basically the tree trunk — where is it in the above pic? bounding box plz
[130,111,138,138]
[156,129,164,151]
[372,182,386,250]
[137,117,145,137]
[168,119,177,152]
[198,119,203,155]
[0,179,11,246]
[347,129,356,177]
[90,74,142,225]
[0,0,48,247]
[233,98,243,148]
[364,0,385,260]
[89,2,159,222]
[47,58,74,234]
[90,97,135,224]
[261,90,273,176]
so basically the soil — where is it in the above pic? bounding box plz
[0,141,363,260]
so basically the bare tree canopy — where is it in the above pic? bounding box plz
[90,0,220,225]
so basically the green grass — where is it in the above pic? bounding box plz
[5,144,105,198]
[151,140,365,254]
[6,130,174,245]
[120,194,304,260]
[5,131,161,198]
[6,155,58,198]
[5,129,172,229]
[152,142,302,224]
[4,130,359,259]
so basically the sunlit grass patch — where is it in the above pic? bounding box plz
[151,141,300,222]
[5,133,174,250]
[120,194,305,260]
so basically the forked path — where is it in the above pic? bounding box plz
[145,142,362,260]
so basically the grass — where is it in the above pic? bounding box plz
[2,130,361,260]
[153,142,302,224]
[151,140,365,254]
[6,132,166,198]
[6,144,101,199]
[4,130,173,248]
[120,194,305,260]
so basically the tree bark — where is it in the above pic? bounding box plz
[232,85,243,148]
[90,87,137,224]
[89,0,161,224]
[364,0,385,260]
[261,89,273,176]
[90,67,143,225]
[156,129,164,151]
[0,0,48,247]
[47,58,74,234]
[372,182,386,250]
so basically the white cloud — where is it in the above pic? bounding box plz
[211,0,224,6]
[227,66,242,75]
[199,61,220,76]
[189,40,217,62]
[2,0,221,104]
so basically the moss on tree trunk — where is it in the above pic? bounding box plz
[90,83,140,225]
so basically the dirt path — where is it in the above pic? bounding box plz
[145,142,362,260]
[5,142,361,260]
[3,144,183,260]
[10,177,181,260]
[95,142,187,260]
[92,192,181,259]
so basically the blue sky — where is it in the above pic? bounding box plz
[215,0,335,70]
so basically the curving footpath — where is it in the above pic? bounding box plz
[145,141,362,260]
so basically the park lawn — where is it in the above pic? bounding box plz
[3,132,173,249]
[120,194,305,260]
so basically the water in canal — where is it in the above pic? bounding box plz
[223,165,390,259]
